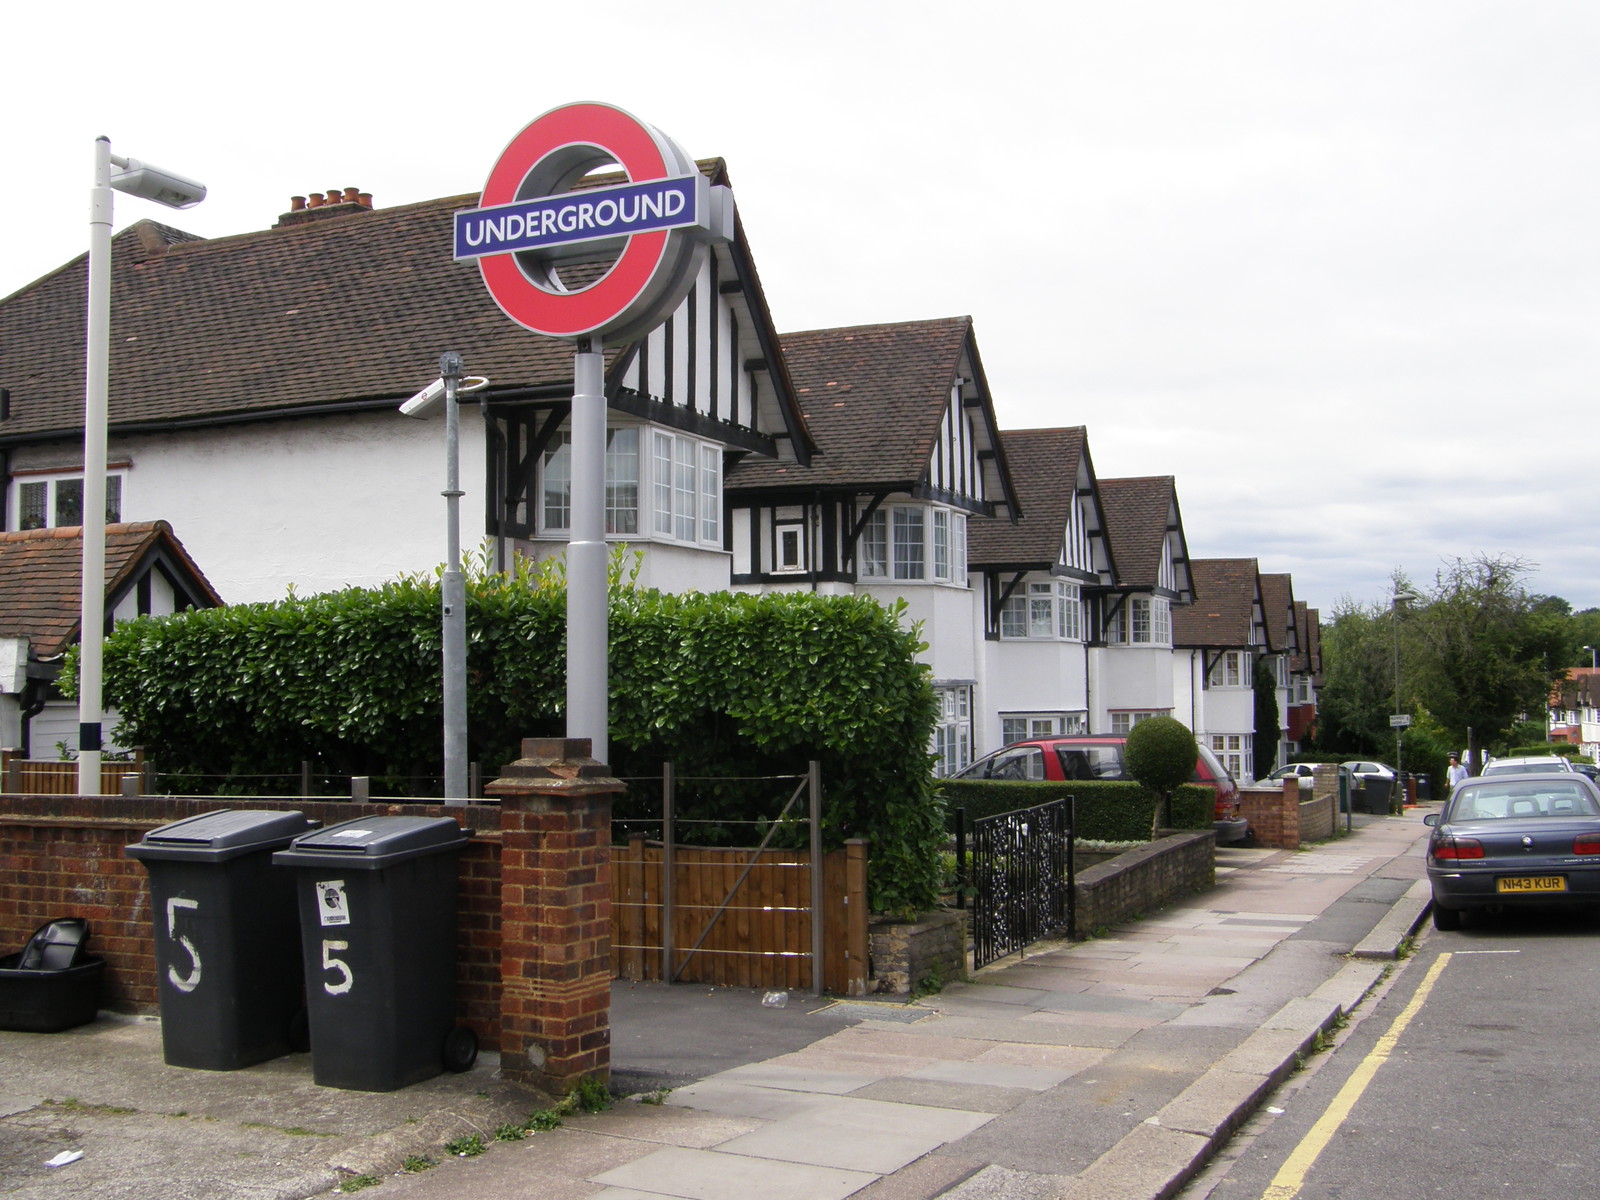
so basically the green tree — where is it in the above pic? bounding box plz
[1407,555,1568,770]
[1313,601,1393,757]
[1124,716,1198,840]
[1252,654,1280,778]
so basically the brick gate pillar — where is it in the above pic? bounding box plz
[486,737,621,1092]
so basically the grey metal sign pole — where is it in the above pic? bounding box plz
[440,352,468,804]
[567,339,608,764]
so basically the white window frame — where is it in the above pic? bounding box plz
[1209,650,1249,688]
[1000,712,1085,744]
[932,685,972,777]
[775,524,805,573]
[1210,733,1251,780]
[1110,710,1162,736]
[11,471,123,531]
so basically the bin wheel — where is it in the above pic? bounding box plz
[442,1025,478,1073]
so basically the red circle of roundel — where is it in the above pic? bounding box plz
[478,103,674,339]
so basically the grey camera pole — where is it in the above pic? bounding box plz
[440,352,468,805]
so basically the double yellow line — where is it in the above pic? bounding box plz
[1262,953,1452,1200]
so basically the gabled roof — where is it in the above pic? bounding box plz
[1291,600,1315,674]
[725,316,1016,511]
[967,427,1093,568]
[1096,475,1191,599]
[1172,558,1261,649]
[0,521,222,658]
[0,161,809,455]
[1259,573,1297,655]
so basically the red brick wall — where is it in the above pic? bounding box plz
[0,794,505,1046]
[1239,781,1301,850]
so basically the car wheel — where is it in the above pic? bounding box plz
[1431,903,1463,932]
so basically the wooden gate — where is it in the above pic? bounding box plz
[610,762,869,996]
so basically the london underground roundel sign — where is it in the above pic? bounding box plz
[455,103,727,346]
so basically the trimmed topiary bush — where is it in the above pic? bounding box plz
[1124,717,1199,840]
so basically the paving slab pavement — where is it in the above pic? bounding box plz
[0,807,1434,1200]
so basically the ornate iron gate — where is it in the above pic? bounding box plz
[969,798,1076,970]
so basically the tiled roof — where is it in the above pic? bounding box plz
[967,428,1088,566]
[1097,476,1177,591]
[1259,573,1296,654]
[0,161,803,449]
[727,317,984,491]
[0,521,221,658]
[1172,558,1260,649]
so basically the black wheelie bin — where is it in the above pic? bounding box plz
[126,809,316,1069]
[272,814,475,1091]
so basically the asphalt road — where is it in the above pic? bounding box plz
[1185,908,1600,1200]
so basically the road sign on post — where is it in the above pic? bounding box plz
[458,103,730,763]
[1390,714,1413,728]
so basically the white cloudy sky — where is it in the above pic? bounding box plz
[6,2,1597,616]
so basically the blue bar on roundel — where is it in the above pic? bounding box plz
[453,176,700,261]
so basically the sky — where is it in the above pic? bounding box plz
[5,2,1597,617]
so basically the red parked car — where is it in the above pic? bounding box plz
[952,735,1250,843]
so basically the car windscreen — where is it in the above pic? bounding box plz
[966,746,1047,781]
[1447,781,1600,821]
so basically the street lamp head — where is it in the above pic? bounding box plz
[109,157,206,209]
[1392,590,1421,605]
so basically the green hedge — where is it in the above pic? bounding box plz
[76,556,943,916]
[935,779,1214,842]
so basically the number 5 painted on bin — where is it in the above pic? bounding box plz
[321,940,354,995]
[165,897,202,993]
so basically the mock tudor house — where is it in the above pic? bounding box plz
[0,167,813,607]
[1,166,1320,773]
[1287,599,1321,755]
[963,427,1110,753]
[724,317,1020,775]
[1258,572,1300,771]
[0,521,220,754]
[1092,475,1196,738]
[1172,557,1266,783]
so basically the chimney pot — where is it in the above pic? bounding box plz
[343,186,360,205]
[308,193,325,208]
[290,195,307,212]
[328,188,343,206]
[358,192,373,208]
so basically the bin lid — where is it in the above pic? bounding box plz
[272,815,471,871]
[126,809,318,863]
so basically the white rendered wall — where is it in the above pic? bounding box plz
[862,583,978,685]
[1091,645,1178,730]
[110,409,488,603]
[976,639,1089,754]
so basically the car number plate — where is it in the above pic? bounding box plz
[1496,876,1566,893]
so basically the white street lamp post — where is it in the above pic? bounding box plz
[79,138,205,796]
[1391,588,1421,783]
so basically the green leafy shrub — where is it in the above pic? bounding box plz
[85,554,943,914]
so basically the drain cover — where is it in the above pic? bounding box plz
[816,1001,932,1024]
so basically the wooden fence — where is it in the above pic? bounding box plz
[613,835,868,995]
[1,749,147,796]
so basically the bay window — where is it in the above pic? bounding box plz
[1000,580,1082,641]
[539,424,718,547]
[859,504,967,585]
